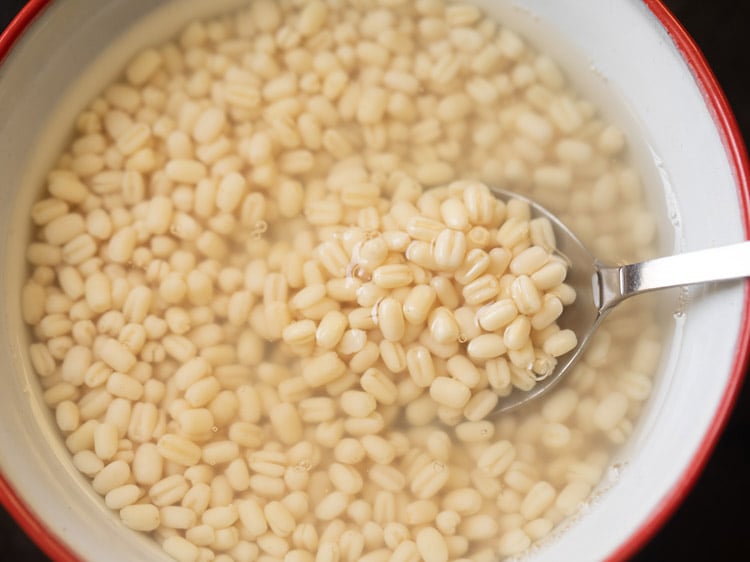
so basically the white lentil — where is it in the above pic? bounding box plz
[72,450,103,476]
[328,463,363,495]
[315,491,349,521]
[331,439,364,466]
[92,459,131,495]
[120,503,161,532]
[498,528,532,557]
[166,159,207,184]
[94,422,120,460]
[459,514,499,542]
[429,377,471,410]
[433,228,467,271]
[162,535,200,562]
[157,434,202,467]
[270,402,304,445]
[303,352,346,387]
[104,484,142,510]
[372,264,414,289]
[543,329,578,357]
[467,334,506,361]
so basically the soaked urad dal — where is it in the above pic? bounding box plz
[21,1,663,561]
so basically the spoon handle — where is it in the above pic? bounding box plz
[597,240,750,310]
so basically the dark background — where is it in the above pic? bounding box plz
[1,1,748,560]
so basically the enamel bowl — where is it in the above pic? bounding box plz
[0,1,747,561]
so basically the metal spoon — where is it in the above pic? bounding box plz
[491,186,750,413]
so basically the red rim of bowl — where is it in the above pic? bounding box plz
[0,1,748,561]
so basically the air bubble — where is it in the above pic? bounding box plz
[295,459,312,472]
[251,220,268,240]
[347,263,371,282]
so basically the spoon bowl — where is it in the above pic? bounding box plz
[491,186,750,413]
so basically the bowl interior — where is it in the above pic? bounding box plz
[0,1,746,561]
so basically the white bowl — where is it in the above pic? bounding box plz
[0,1,747,561]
